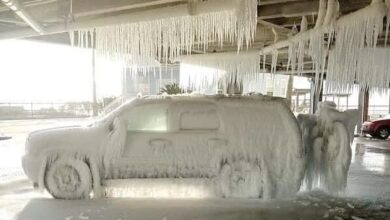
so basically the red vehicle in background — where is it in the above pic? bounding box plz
[362,117,390,139]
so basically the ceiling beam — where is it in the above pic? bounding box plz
[0,17,25,25]
[258,0,372,20]
[259,0,302,6]
[258,1,318,20]
[257,18,291,32]
[0,0,185,24]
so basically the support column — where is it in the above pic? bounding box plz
[310,79,323,114]
[357,88,369,135]
[363,89,369,122]
[286,75,294,109]
[91,47,98,116]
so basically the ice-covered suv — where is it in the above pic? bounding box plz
[22,95,305,199]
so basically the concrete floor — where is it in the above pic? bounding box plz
[1,120,390,220]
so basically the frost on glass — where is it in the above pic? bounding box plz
[126,104,168,132]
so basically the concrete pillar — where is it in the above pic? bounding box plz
[357,88,369,134]
[363,89,370,122]
[286,75,294,109]
[91,48,98,116]
[310,79,323,114]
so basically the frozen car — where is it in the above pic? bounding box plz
[22,95,305,199]
[362,117,390,139]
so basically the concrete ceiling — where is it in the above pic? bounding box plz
[0,0,372,64]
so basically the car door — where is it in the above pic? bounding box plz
[168,101,226,178]
[111,101,174,179]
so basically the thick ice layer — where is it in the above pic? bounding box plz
[298,102,359,193]
[24,95,305,199]
[265,0,389,93]
[102,95,305,199]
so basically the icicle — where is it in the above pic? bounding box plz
[300,16,308,32]
[69,31,75,46]
[385,0,390,46]
[272,28,279,42]
[314,0,327,29]
[323,0,337,26]
[271,50,278,74]
[326,0,387,92]
[75,0,257,76]
[178,51,260,92]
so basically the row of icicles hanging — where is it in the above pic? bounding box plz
[179,0,390,93]
[72,0,258,73]
[261,0,390,93]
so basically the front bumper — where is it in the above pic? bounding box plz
[21,154,42,185]
[361,124,374,136]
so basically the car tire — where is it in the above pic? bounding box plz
[45,158,92,199]
[218,161,261,198]
[376,127,390,140]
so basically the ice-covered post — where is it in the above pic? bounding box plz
[286,75,294,109]
[92,46,98,117]
[362,89,370,123]
[30,102,33,118]
[310,78,323,114]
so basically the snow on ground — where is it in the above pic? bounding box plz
[1,120,390,219]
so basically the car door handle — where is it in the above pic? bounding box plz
[208,138,227,146]
[149,139,172,148]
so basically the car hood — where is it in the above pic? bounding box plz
[26,124,106,156]
[371,118,390,123]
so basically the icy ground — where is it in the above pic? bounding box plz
[1,120,390,219]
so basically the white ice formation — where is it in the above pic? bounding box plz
[23,95,305,199]
[178,51,291,94]
[179,51,261,91]
[297,101,359,194]
[261,0,390,93]
[73,0,258,71]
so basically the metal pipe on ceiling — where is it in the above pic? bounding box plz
[1,0,45,34]
[259,0,382,55]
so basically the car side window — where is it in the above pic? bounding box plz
[126,104,168,132]
[178,104,220,131]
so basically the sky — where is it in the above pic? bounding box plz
[0,39,122,103]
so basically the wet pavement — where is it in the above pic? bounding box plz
[0,120,390,219]
[346,137,390,199]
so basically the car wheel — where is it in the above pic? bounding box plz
[377,127,390,140]
[45,158,92,199]
[218,161,261,198]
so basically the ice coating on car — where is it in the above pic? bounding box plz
[23,95,307,199]
[100,95,305,199]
